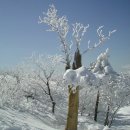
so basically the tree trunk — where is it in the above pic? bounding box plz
[65,47,81,130]
[50,94,56,114]
[46,81,56,114]
[94,90,100,121]
[65,86,79,130]
[108,105,121,128]
[52,101,56,114]
[104,105,110,126]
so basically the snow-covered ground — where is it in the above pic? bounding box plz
[111,106,130,130]
[0,106,130,130]
[0,107,62,130]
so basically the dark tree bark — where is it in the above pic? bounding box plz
[72,48,82,70]
[104,105,110,126]
[65,63,71,70]
[94,90,100,121]
[52,101,56,114]
[46,81,56,113]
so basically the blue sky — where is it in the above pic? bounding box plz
[0,0,130,72]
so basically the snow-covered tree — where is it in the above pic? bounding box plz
[88,51,130,126]
[101,73,130,127]
[89,49,117,122]
[39,4,71,70]
[39,4,116,130]
[0,67,24,109]
[22,54,65,113]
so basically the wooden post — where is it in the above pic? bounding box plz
[65,86,79,130]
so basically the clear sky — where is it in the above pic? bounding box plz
[0,0,130,72]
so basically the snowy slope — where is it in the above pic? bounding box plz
[0,107,62,130]
[111,106,130,130]
[0,50,129,130]
[0,106,130,130]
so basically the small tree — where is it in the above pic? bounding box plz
[98,73,130,127]
[108,74,130,127]
[0,66,26,108]
[24,54,63,113]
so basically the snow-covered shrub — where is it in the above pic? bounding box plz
[0,67,25,108]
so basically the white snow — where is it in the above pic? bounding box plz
[89,48,118,79]
[63,50,118,88]
[103,126,111,130]
[118,106,130,115]
[92,48,115,76]
[63,66,96,89]
[0,108,61,130]
[0,105,130,130]
[87,125,101,130]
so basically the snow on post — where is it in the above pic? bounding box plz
[63,66,96,90]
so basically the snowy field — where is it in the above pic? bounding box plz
[0,106,130,130]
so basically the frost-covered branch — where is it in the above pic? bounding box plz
[39,4,71,69]
[83,26,116,54]
[72,23,89,49]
